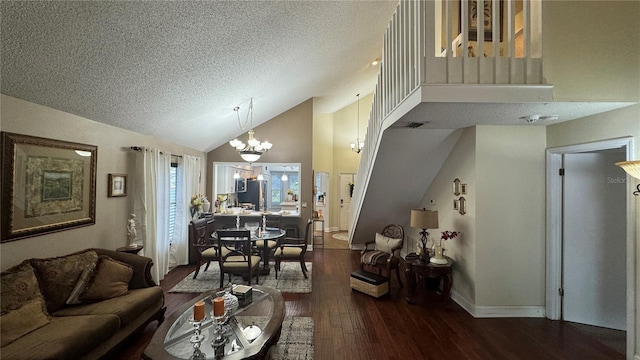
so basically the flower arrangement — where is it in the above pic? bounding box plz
[439,231,460,247]
[286,189,294,195]
[190,194,207,217]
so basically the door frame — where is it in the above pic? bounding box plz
[546,137,635,357]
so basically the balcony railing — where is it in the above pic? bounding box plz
[350,0,543,237]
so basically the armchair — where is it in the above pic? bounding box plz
[360,224,404,287]
[215,230,262,287]
[190,218,217,279]
[274,219,311,279]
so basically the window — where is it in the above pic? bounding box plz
[169,162,178,243]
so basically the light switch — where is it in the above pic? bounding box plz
[301,202,307,208]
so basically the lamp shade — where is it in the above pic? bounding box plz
[410,209,439,230]
[616,160,640,180]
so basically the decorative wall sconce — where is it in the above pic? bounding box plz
[453,178,461,196]
[454,197,466,215]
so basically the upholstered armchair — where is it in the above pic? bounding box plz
[360,224,405,287]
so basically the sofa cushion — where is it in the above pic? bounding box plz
[0,261,51,347]
[79,256,133,302]
[0,314,119,360]
[53,287,164,326]
[31,250,99,313]
[374,232,402,254]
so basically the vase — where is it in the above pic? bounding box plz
[202,199,210,213]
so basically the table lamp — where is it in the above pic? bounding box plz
[410,209,439,261]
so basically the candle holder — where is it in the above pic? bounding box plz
[188,316,206,344]
[211,313,228,358]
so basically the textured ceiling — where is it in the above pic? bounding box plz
[1,0,398,152]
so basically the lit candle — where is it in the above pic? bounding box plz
[213,297,225,317]
[194,300,205,321]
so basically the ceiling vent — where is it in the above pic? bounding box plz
[406,122,425,128]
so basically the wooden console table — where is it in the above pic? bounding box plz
[405,255,453,306]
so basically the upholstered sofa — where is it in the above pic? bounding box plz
[0,248,165,360]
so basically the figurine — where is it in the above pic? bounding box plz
[127,213,137,247]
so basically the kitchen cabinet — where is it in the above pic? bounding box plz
[215,165,236,195]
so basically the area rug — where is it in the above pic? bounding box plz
[271,317,314,360]
[332,233,349,241]
[169,262,312,293]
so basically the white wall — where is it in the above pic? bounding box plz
[0,95,206,270]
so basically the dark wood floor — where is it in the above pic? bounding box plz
[113,249,625,360]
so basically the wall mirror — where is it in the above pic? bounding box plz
[453,178,461,196]
[214,162,301,212]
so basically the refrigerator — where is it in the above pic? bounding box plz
[237,179,263,210]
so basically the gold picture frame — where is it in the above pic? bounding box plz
[468,0,504,42]
[1,132,97,242]
[108,173,127,197]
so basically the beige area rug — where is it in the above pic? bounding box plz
[331,233,349,241]
[169,262,312,293]
[270,317,314,360]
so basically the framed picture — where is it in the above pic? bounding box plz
[468,0,503,41]
[1,132,97,242]
[108,173,127,197]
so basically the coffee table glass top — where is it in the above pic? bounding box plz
[164,288,273,359]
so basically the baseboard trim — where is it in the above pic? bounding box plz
[451,290,545,318]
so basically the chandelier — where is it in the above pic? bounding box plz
[228,98,272,163]
[350,93,364,153]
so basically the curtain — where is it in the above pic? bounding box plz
[172,155,201,267]
[134,148,172,284]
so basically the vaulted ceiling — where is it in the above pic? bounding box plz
[1,1,398,152]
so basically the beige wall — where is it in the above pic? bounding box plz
[207,99,314,231]
[543,1,640,102]
[0,95,206,271]
[475,125,547,307]
[547,105,640,356]
[420,127,478,304]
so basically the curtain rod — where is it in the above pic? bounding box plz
[129,146,187,158]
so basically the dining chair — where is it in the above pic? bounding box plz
[190,218,218,279]
[274,219,311,279]
[215,230,262,287]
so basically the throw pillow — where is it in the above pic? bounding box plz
[374,233,402,254]
[30,250,99,313]
[65,261,97,305]
[0,261,51,347]
[79,256,133,302]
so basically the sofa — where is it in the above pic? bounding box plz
[0,248,166,360]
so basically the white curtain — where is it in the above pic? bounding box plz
[172,155,201,267]
[134,148,172,284]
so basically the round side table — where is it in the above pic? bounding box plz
[116,244,144,255]
[405,255,453,306]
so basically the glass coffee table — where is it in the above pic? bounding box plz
[144,285,284,360]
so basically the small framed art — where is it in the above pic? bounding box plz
[108,173,127,197]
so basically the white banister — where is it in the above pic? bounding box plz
[349,0,543,240]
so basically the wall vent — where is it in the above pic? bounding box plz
[406,122,424,128]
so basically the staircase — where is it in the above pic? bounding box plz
[349,0,552,246]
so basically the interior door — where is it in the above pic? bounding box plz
[562,151,626,330]
[338,173,354,231]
